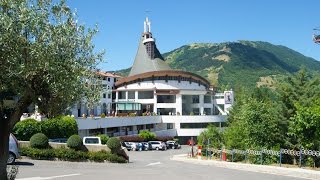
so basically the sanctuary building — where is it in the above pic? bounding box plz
[73,18,233,143]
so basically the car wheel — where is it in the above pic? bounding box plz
[172,146,175,149]
[156,147,159,151]
[7,152,15,165]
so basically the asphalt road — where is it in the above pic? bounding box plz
[14,146,307,180]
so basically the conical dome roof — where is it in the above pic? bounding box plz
[129,18,171,76]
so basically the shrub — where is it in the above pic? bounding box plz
[55,147,88,161]
[119,136,144,142]
[67,135,83,151]
[40,116,78,139]
[89,150,108,162]
[30,133,49,149]
[13,119,41,140]
[138,130,156,141]
[107,137,121,152]
[97,134,109,145]
[105,153,127,163]
[128,113,136,117]
[59,116,78,138]
[20,147,126,163]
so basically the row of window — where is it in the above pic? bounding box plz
[103,93,111,99]
[118,91,212,103]
[180,122,227,129]
[100,77,118,82]
[123,76,209,89]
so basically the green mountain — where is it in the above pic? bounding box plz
[114,41,320,88]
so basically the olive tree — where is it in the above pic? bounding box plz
[0,0,103,178]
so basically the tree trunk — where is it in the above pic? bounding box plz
[0,117,10,180]
[0,91,33,180]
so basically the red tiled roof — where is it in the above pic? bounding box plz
[96,71,122,78]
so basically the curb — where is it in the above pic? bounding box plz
[171,154,320,180]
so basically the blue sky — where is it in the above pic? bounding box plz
[67,0,320,71]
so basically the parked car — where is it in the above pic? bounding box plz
[149,141,167,151]
[8,134,19,164]
[141,142,152,151]
[82,136,102,145]
[49,138,68,143]
[166,141,181,149]
[122,142,136,151]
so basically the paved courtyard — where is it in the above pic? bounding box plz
[14,146,307,180]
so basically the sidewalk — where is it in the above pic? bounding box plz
[171,154,320,180]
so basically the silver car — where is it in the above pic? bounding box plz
[8,134,19,164]
[149,141,167,151]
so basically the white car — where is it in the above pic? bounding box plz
[149,141,167,151]
[82,137,102,145]
[8,134,20,164]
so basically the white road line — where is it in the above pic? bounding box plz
[146,162,161,166]
[16,173,81,180]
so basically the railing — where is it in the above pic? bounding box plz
[203,148,320,167]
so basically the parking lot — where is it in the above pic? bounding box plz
[15,146,306,180]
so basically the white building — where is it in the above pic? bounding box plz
[71,72,121,117]
[74,17,234,143]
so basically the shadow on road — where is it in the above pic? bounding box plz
[15,161,34,166]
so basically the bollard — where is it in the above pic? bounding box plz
[197,145,202,160]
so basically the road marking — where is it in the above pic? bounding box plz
[16,173,81,180]
[146,162,161,166]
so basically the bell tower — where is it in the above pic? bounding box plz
[143,17,155,59]
[128,17,171,76]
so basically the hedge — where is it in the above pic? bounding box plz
[40,116,78,139]
[97,134,109,145]
[13,116,78,140]
[20,147,127,163]
[13,119,41,141]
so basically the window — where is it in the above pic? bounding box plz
[138,91,153,99]
[192,108,199,115]
[103,93,106,98]
[192,95,199,103]
[108,93,111,99]
[128,91,135,99]
[146,124,154,129]
[157,95,176,103]
[204,95,212,103]
[167,123,174,129]
[107,77,110,82]
[118,91,126,99]
[204,108,211,115]
[180,123,221,129]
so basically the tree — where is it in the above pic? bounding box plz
[197,124,223,149]
[0,0,103,179]
[275,69,320,149]
[289,100,320,150]
[224,87,284,150]
[138,130,156,141]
